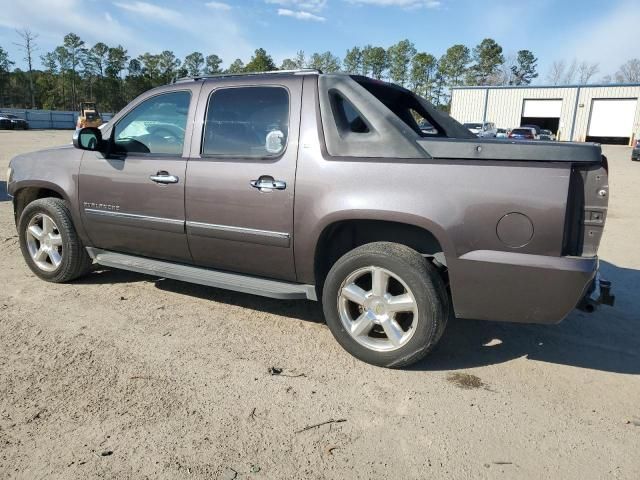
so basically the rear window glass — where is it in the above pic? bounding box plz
[330,91,370,134]
[203,86,289,157]
[512,128,532,134]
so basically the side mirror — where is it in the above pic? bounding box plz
[73,127,104,152]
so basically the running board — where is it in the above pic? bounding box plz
[86,248,317,301]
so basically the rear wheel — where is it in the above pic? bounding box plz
[322,242,449,368]
[18,198,93,282]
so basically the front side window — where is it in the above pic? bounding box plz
[203,87,289,157]
[114,91,191,155]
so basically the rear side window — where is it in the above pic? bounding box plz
[203,86,289,157]
[330,91,370,134]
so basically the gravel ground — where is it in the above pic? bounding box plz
[1,130,639,479]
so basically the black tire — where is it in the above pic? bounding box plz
[322,242,449,368]
[18,198,93,282]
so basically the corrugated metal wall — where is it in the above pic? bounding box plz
[450,85,640,143]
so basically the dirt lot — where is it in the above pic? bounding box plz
[1,130,639,479]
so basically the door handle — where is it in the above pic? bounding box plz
[250,175,286,192]
[150,171,179,184]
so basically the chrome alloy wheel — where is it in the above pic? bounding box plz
[337,266,418,352]
[25,213,63,272]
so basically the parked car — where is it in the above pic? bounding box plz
[509,127,537,140]
[539,129,556,141]
[7,71,613,368]
[463,122,497,138]
[0,113,29,130]
[632,139,640,161]
[521,124,542,139]
[496,128,509,139]
[0,114,12,130]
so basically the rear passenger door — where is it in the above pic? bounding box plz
[185,77,302,281]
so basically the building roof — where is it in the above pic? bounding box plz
[451,82,640,91]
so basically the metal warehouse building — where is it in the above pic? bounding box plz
[450,83,640,145]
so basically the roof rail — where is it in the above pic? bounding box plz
[173,68,322,83]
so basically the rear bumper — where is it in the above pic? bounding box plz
[450,250,603,324]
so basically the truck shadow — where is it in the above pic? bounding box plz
[77,260,638,375]
[412,260,640,374]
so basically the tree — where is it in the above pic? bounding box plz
[308,51,340,72]
[387,39,416,86]
[577,61,599,84]
[54,46,70,109]
[205,54,223,74]
[14,28,38,108]
[89,42,109,77]
[343,46,363,74]
[0,46,14,107]
[467,38,504,85]
[244,48,276,73]
[362,45,387,79]
[183,52,205,77]
[281,50,306,70]
[63,33,86,109]
[157,50,180,83]
[438,44,470,87]
[410,52,437,100]
[510,50,538,85]
[615,58,640,83]
[226,58,245,74]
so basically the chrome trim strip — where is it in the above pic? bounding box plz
[186,221,289,239]
[85,208,184,225]
[84,208,184,234]
[186,221,290,248]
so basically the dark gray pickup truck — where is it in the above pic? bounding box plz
[7,70,614,367]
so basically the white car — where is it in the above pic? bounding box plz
[464,122,497,138]
[496,128,509,139]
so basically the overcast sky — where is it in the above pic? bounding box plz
[1,0,638,82]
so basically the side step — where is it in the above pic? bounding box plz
[86,248,317,301]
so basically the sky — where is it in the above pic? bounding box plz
[1,0,638,83]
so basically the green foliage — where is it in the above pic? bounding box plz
[410,52,437,101]
[511,50,538,85]
[183,52,205,77]
[244,48,276,73]
[205,54,223,75]
[343,47,363,74]
[438,44,471,87]
[362,45,387,79]
[308,51,341,72]
[467,38,504,85]
[387,39,416,86]
[226,58,245,74]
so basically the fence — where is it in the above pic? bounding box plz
[0,108,114,129]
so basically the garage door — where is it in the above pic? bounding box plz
[588,99,637,138]
[522,99,562,118]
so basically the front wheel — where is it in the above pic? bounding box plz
[18,198,93,282]
[322,242,449,368]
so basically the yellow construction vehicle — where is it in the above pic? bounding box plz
[77,102,103,129]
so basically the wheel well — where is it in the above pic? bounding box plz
[314,220,445,287]
[13,187,63,223]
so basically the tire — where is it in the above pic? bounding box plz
[18,198,93,283]
[322,242,449,368]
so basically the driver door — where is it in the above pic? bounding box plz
[79,87,200,262]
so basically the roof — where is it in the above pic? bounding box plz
[451,82,640,90]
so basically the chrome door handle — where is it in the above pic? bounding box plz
[250,176,286,192]
[150,172,179,184]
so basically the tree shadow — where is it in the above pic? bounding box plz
[411,260,640,374]
[76,260,639,374]
[0,181,9,202]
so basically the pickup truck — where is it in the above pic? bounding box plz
[7,70,614,368]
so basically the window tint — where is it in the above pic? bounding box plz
[203,87,289,157]
[114,91,190,155]
[330,92,369,134]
